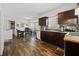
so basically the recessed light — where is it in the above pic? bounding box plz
[24,17,32,19]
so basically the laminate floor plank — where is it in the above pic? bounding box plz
[3,37,64,56]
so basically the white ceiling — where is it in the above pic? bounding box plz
[0,3,76,20]
[1,3,64,18]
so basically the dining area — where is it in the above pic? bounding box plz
[16,27,37,38]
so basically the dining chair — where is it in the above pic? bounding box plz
[25,28,32,37]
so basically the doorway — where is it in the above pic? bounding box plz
[9,21,15,38]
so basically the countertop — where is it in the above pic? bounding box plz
[42,30,67,33]
[64,35,79,44]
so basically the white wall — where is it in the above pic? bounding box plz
[0,7,4,55]
[14,18,38,30]
[48,16,59,29]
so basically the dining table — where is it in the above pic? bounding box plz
[16,28,25,38]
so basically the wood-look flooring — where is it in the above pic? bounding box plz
[3,37,64,56]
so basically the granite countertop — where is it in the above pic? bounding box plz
[44,29,67,33]
[64,35,79,44]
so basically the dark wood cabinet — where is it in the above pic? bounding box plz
[39,17,48,26]
[41,31,66,48]
[58,9,75,24]
[65,41,79,56]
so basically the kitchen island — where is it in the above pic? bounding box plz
[64,33,79,56]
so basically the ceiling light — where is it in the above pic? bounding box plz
[24,17,32,19]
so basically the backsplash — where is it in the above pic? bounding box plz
[59,23,77,32]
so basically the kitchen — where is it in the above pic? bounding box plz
[39,5,79,56]
[0,3,79,56]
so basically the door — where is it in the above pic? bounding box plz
[9,21,15,37]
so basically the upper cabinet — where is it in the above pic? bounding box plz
[39,17,48,26]
[58,9,75,24]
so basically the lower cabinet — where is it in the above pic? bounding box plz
[41,31,66,48]
[65,41,79,56]
[4,30,13,42]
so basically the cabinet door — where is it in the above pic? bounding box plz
[41,31,66,48]
[58,12,64,24]
[65,41,79,56]
[58,9,75,24]
[39,17,48,26]
[41,31,49,42]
